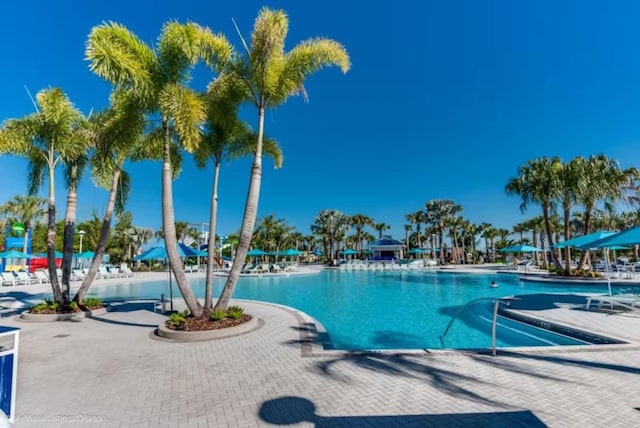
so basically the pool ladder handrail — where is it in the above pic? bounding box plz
[439,296,518,356]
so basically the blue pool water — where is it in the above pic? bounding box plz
[87,270,615,350]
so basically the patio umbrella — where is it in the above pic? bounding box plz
[76,251,96,259]
[32,251,63,258]
[339,249,358,255]
[582,226,640,250]
[407,248,425,254]
[498,244,543,253]
[246,249,268,257]
[278,248,304,256]
[553,231,617,249]
[0,250,34,259]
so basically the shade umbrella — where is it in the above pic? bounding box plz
[339,249,358,255]
[582,226,640,250]
[76,251,96,259]
[498,244,543,253]
[0,250,34,259]
[32,251,63,258]
[553,231,617,249]
[278,248,304,256]
[246,249,268,257]
[133,244,190,312]
[407,248,425,254]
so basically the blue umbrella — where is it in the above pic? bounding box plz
[133,245,189,260]
[76,251,96,259]
[499,244,543,253]
[278,248,304,256]
[407,248,425,254]
[579,226,640,249]
[246,249,268,256]
[32,251,63,258]
[0,250,34,259]
[554,231,617,249]
[339,249,358,255]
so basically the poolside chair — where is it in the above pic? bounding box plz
[72,269,86,281]
[585,294,640,311]
[34,270,50,283]
[0,273,17,286]
[15,271,36,285]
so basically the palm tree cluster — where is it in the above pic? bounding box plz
[506,155,640,274]
[0,7,349,317]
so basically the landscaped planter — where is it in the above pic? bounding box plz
[20,307,107,322]
[157,316,258,342]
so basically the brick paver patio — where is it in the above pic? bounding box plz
[3,295,640,427]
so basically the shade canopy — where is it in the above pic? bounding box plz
[76,251,96,259]
[499,244,543,253]
[278,248,303,256]
[553,231,616,249]
[134,244,190,261]
[580,226,640,249]
[0,250,34,259]
[339,249,358,255]
[246,249,268,256]
[32,251,63,258]
[407,248,426,254]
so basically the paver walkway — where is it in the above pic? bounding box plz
[5,298,640,427]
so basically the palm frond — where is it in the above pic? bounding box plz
[194,24,233,72]
[85,22,156,96]
[158,84,205,152]
[115,169,131,214]
[26,154,47,195]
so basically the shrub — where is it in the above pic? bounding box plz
[167,310,189,329]
[83,297,102,308]
[211,309,226,321]
[227,305,244,320]
[68,301,78,310]
[31,302,49,313]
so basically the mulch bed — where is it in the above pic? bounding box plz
[168,314,253,331]
[29,305,105,314]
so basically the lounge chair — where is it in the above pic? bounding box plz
[586,294,640,311]
[15,271,36,285]
[72,269,86,281]
[0,273,16,286]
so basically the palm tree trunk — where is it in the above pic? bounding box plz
[215,106,265,310]
[563,206,572,275]
[438,227,445,264]
[61,184,78,304]
[47,163,62,304]
[161,119,202,316]
[577,207,592,270]
[74,169,120,304]
[204,160,221,316]
[542,207,563,270]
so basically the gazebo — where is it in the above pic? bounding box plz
[368,236,405,260]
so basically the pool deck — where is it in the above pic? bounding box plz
[4,270,640,426]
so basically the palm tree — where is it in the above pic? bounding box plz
[0,195,47,254]
[374,222,390,239]
[405,210,426,248]
[195,90,282,315]
[73,98,144,304]
[403,224,413,248]
[311,209,350,262]
[350,214,374,252]
[0,88,86,305]
[505,157,564,270]
[425,199,462,265]
[87,21,232,316]
[212,7,349,310]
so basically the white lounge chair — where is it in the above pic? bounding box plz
[72,269,86,281]
[586,294,640,311]
[0,273,17,286]
[15,271,36,285]
[34,270,49,283]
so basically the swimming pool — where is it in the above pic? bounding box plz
[87,270,618,350]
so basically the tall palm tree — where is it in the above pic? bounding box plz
[505,157,563,270]
[0,88,86,305]
[403,224,413,248]
[86,21,232,316]
[73,97,144,304]
[311,209,350,262]
[212,7,349,310]
[425,199,462,264]
[405,210,426,248]
[194,90,282,315]
[350,214,374,252]
[374,222,390,239]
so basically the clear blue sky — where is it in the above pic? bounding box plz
[2,0,640,241]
